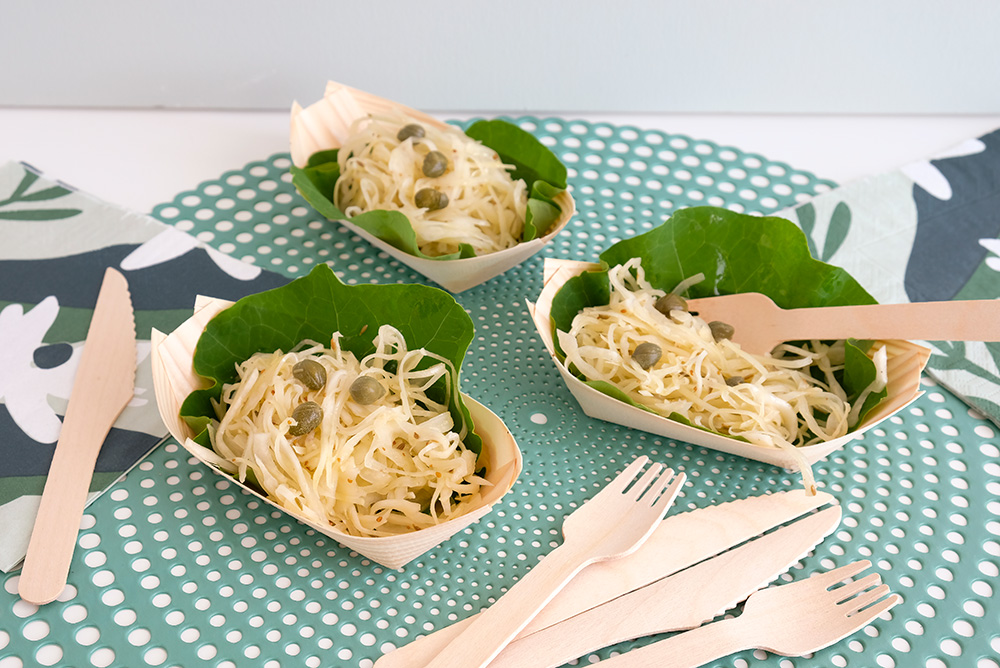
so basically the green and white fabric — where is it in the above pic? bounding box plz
[782,130,1000,424]
[0,161,288,572]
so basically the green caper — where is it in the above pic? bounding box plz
[632,342,662,370]
[422,150,449,178]
[397,123,425,142]
[289,401,322,436]
[414,188,449,211]
[709,321,735,342]
[725,375,744,387]
[350,376,385,405]
[654,293,688,317]
[292,358,327,391]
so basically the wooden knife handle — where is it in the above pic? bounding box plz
[17,414,122,604]
[18,268,135,605]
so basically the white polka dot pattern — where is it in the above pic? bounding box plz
[2,118,997,667]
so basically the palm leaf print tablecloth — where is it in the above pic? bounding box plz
[0,161,288,572]
[0,119,998,668]
[783,128,1000,424]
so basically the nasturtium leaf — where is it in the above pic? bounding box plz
[306,149,340,168]
[843,338,887,419]
[598,207,875,308]
[290,119,567,259]
[524,180,564,242]
[180,264,482,455]
[464,119,568,190]
[551,206,887,429]
[549,267,611,359]
[291,154,345,220]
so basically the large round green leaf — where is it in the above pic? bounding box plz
[551,206,886,428]
[180,264,481,454]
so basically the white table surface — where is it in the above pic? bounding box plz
[2,107,1000,214]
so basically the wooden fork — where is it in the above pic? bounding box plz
[593,559,900,667]
[686,292,1000,355]
[423,456,685,668]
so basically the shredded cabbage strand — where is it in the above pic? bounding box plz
[213,325,486,537]
[557,259,888,494]
[334,111,528,257]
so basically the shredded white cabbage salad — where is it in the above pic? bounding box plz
[210,325,487,537]
[334,111,529,257]
[557,259,888,493]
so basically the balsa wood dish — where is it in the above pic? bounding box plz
[289,81,576,293]
[527,258,931,470]
[150,296,522,570]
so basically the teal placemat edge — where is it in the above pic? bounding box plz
[2,117,996,668]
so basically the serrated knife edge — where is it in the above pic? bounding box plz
[375,490,838,668]
[488,504,843,668]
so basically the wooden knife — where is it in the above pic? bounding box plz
[374,490,837,667]
[479,504,842,668]
[18,268,136,605]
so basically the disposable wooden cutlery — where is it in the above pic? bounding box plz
[593,559,900,667]
[18,268,136,605]
[422,456,684,668]
[476,505,842,668]
[376,490,836,668]
[687,292,1000,355]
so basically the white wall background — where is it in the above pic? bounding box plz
[2,0,999,113]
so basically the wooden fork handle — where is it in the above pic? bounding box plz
[592,616,752,667]
[423,541,595,668]
[775,299,1000,344]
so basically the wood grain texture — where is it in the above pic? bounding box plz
[18,268,136,605]
[289,81,577,293]
[422,459,684,668]
[149,297,524,570]
[593,560,900,668]
[687,292,1000,355]
[527,258,930,470]
[379,503,840,668]
[375,488,835,668]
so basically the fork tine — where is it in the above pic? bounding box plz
[646,472,685,521]
[639,468,682,507]
[603,458,650,495]
[624,462,665,499]
[832,572,882,603]
[843,584,892,615]
[849,592,902,621]
[817,559,872,585]
[600,456,650,496]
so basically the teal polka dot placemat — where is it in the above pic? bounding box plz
[2,118,998,668]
